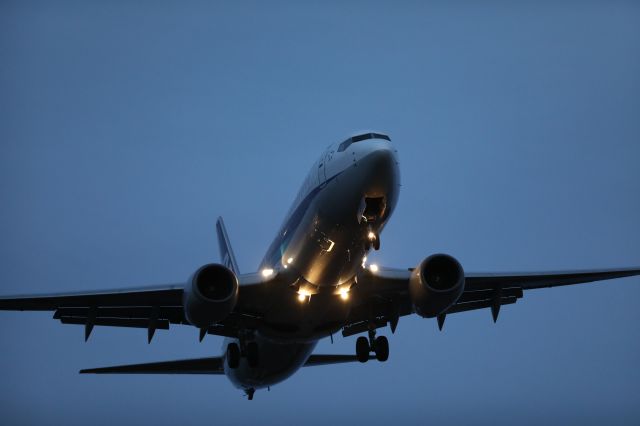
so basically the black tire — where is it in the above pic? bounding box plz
[227,343,240,369]
[247,341,260,368]
[374,336,389,362]
[356,336,370,363]
[373,236,380,251]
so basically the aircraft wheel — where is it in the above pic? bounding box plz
[247,341,260,368]
[373,235,380,251]
[356,336,370,363]
[227,343,240,369]
[374,336,389,362]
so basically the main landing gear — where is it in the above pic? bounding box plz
[355,329,389,363]
[226,341,260,369]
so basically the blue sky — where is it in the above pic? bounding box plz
[1,1,639,425]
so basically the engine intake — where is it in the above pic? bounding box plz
[183,263,239,328]
[409,254,465,318]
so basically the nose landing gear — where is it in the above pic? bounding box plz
[355,329,389,363]
[365,227,381,251]
[360,196,385,252]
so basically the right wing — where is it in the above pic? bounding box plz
[0,273,269,342]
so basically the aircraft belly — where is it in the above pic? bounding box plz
[225,338,317,390]
[258,291,351,342]
[283,177,367,287]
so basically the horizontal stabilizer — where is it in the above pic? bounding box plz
[80,353,372,375]
[304,354,375,366]
[80,357,225,375]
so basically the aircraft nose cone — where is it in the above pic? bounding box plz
[358,147,400,205]
[361,148,398,182]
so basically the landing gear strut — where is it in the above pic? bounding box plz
[355,329,389,363]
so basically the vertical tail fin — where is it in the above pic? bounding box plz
[216,217,240,275]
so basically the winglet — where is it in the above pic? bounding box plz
[216,217,240,275]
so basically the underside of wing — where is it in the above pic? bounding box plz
[464,267,640,290]
[343,265,640,336]
[0,285,185,310]
[456,267,640,320]
[0,285,188,342]
[0,273,270,342]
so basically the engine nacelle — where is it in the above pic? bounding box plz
[183,263,239,328]
[409,254,465,318]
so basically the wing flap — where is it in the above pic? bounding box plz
[53,307,186,323]
[60,317,170,330]
[446,296,517,314]
[457,287,523,303]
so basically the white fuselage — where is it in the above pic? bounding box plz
[224,134,400,392]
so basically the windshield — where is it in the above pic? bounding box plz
[337,133,391,152]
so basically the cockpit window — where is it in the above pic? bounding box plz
[337,133,391,152]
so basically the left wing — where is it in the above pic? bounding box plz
[343,266,640,336]
[0,274,268,342]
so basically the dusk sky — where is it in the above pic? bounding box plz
[1,1,639,425]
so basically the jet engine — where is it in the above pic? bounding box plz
[183,263,239,328]
[409,254,465,318]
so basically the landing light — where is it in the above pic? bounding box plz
[297,290,311,302]
[367,231,376,241]
[339,290,349,300]
[261,268,274,278]
[287,257,294,265]
[369,264,379,273]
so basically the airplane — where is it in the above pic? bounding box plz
[1,132,639,400]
